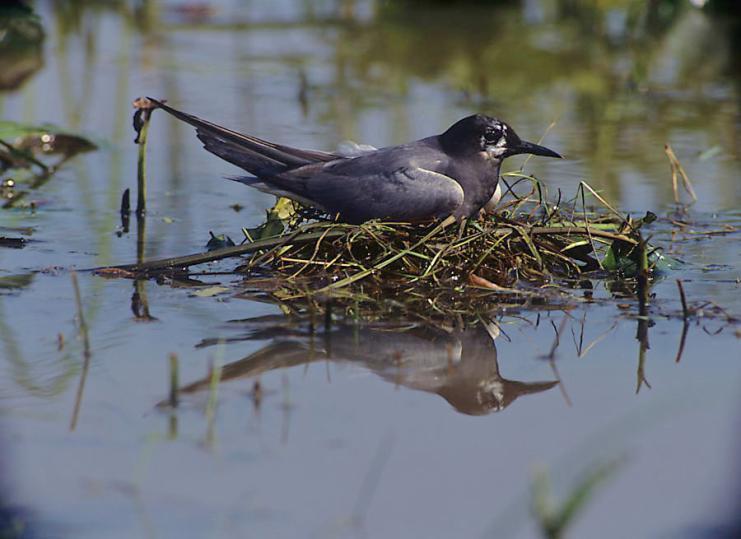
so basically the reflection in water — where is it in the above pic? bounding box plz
[0,3,44,91]
[0,2,739,537]
[184,319,558,416]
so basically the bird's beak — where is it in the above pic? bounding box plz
[510,140,562,159]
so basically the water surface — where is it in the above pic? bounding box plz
[1,1,740,538]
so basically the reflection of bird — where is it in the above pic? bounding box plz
[148,98,561,224]
[177,321,558,416]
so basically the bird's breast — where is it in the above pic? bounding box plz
[450,159,500,217]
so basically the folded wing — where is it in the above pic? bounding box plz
[240,165,464,223]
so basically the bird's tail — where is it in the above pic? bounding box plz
[145,97,336,176]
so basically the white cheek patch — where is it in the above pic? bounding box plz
[486,139,507,158]
[482,122,510,158]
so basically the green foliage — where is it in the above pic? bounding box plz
[205,231,235,251]
[532,459,624,539]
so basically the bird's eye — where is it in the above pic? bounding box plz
[483,130,499,144]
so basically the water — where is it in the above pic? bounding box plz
[1,1,740,538]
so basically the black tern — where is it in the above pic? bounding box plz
[148,98,561,224]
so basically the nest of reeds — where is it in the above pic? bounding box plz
[231,181,658,319]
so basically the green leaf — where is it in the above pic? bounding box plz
[602,241,638,275]
[206,231,235,251]
[241,197,300,243]
[603,240,680,277]
[649,250,682,274]
[533,459,624,539]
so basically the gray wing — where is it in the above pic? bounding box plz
[280,166,464,223]
[147,98,337,175]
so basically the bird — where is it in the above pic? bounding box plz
[146,98,561,224]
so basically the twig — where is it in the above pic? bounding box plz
[93,217,637,279]
[120,188,131,234]
[676,279,689,322]
[536,317,573,407]
[133,97,156,216]
[93,228,347,275]
[675,280,690,363]
[205,356,222,446]
[664,144,698,205]
[635,238,651,393]
[168,353,179,408]
[120,188,131,216]
[317,215,456,293]
[674,322,690,364]
[579,181,629,226]
[69,272,92,431]
[351,432,395,528]
[578,183,603,271]
[131,279,155,320]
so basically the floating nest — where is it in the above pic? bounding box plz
[226,189,659,320]
[101,180,663,321]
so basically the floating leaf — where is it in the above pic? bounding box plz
[242,197,299,242]
[603,240,680,277]
[270,197,299,221]
[191,286,230,297]
[630,211,657,232]
[206,231,235,251]
[650,251,682,275]
[602,241,639,275]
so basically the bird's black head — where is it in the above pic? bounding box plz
[440,114,562,161]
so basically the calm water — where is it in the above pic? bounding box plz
[1,1,740,538]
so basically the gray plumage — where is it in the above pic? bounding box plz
[147,98,561,224]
